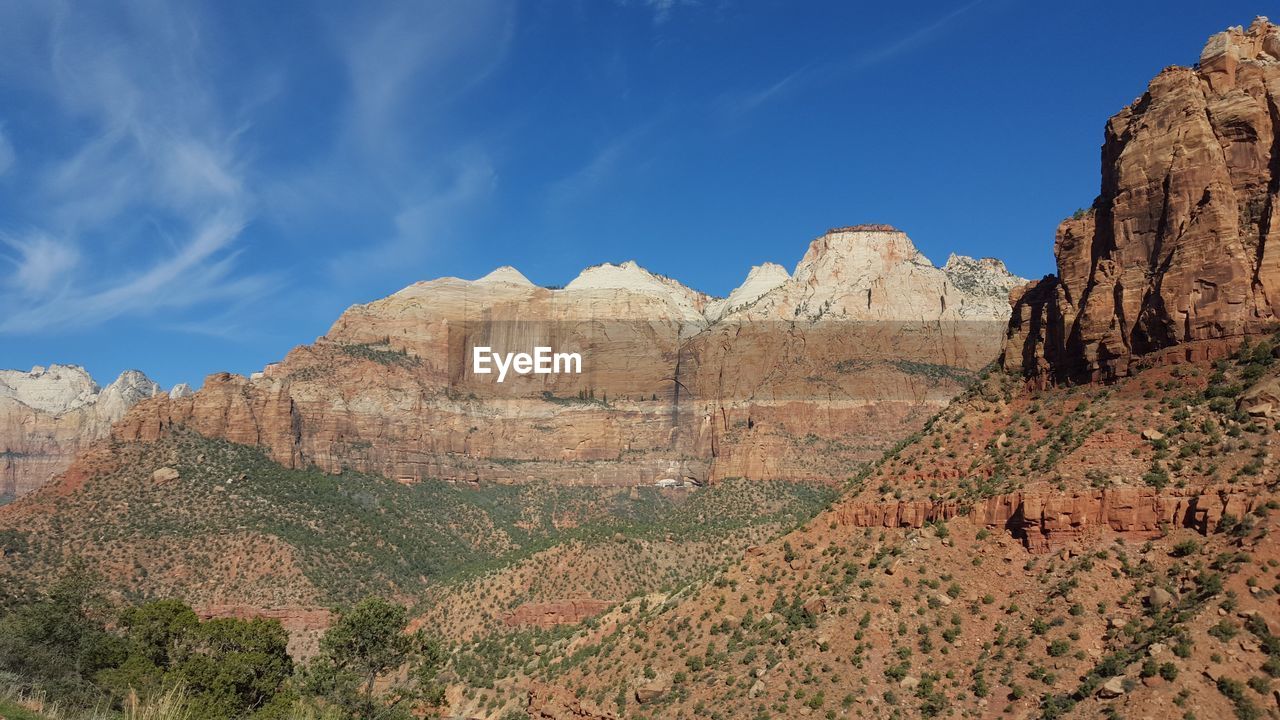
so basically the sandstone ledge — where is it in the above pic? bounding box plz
[831,485,1263,553]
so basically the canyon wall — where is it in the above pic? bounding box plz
[112,226,1023,488]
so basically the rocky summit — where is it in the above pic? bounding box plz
[1005,17,1280,384]
[108,226,1022,491]
[0,364,163,498]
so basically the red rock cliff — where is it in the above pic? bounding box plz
[1004,17,1280,383]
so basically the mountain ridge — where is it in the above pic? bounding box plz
[100,224,1023,494]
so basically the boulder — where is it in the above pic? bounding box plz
[634,676,669,704]
[1238,378,1280,419]
[1096,677,1126,699]
[803,598,827,616]
[1147,587,1175,609]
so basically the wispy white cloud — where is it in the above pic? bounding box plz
[846,0,986,71]
[338,5,510,154]
[2,233,78,296]
[307,1,513,283]
[327,149,497,279]
[725,1,986,115]
[731,68,808,114]
[0,0,515,336]
[0,0,269,334]
[639,0,699,25]
[546,126,650,209]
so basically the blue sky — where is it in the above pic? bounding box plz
[0,0,1266,388]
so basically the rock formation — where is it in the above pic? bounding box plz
[1,365,163,497]
[738,225,1021,325]
[113,226,1024,488]
[704,262,789,321]
[1005,17,1280,383]
[502,599,614,627]
[830,485,1263,553]
[1238,375,1280,417]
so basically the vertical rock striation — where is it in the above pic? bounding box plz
[1005,17,1280,383]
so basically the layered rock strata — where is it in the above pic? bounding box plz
[113,226,1024,488]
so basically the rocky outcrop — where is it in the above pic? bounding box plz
[1238,376,1280,417]
[113,371,303,470]
[832,486,1262,553]
[983,487,1262,552]
[113,226,1024,488]
[1,365,163,497]
[1005,17,1280,384]
[502,599,614,627]
[831,498,964,529]
[527,683,617,720]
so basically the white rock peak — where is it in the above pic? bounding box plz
[713,225,1028,322]
[566,261,665,292]
[706,263,791,321]
[0,364,100,413]
[349,224,1025,327]
[476,266,534,286]
[941,254,1025,300]
[96,370,163,418]
[793,226,933,281]
[0,364,162,415]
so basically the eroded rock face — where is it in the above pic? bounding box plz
[113,227,1024,487]
[502,599,614,628]
[1,365,162,497]
[831,486,1263,553]
[1005,17,1280,384]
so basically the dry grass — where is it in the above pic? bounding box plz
[122,685,192,720]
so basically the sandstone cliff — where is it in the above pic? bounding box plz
[1005,17,1280,383]
[1,365,162,497]
[112,226,1023,489]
